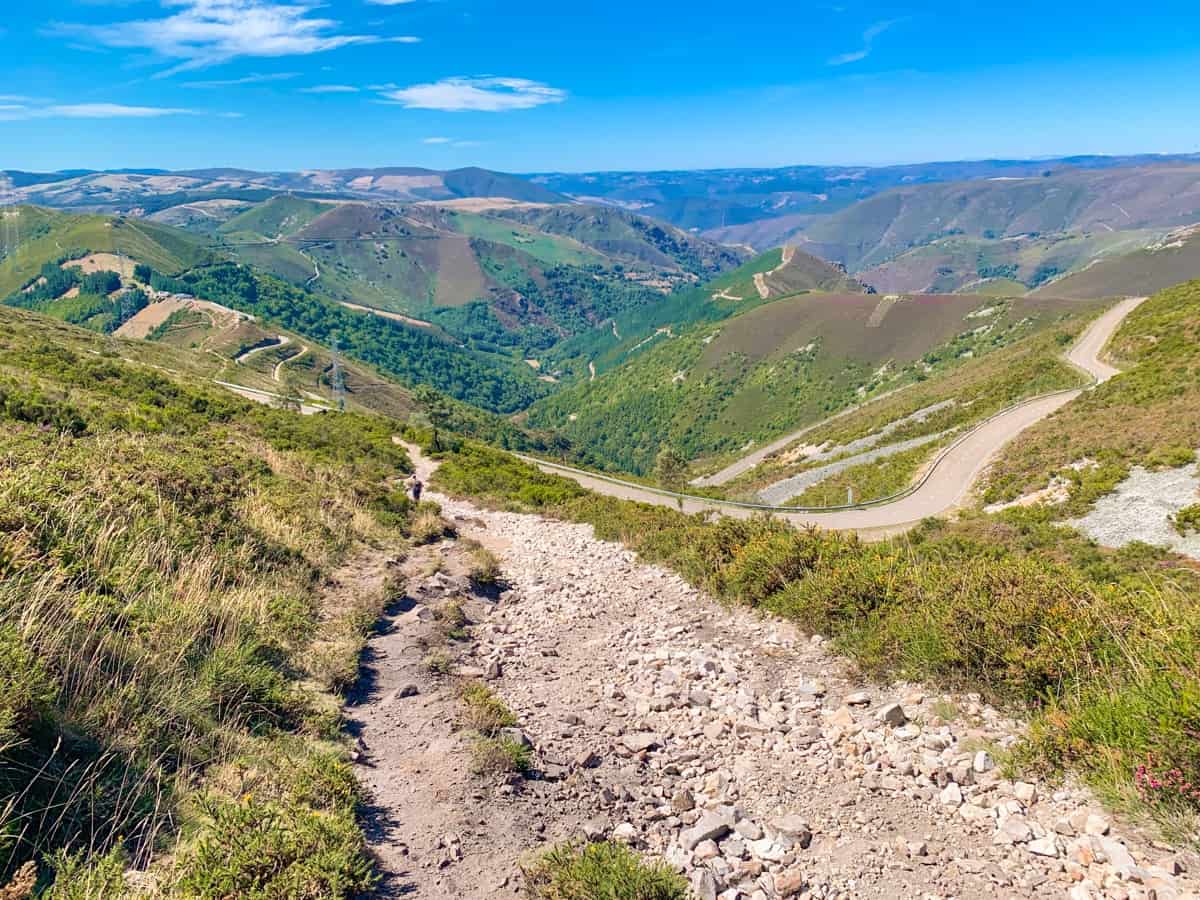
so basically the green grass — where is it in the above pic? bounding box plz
[717,320,1089,498]
[432,442,1200,838]
[0,310,416,892]
[522,841,688,900]
[1172,504,1200,536]
[448,210,604,267]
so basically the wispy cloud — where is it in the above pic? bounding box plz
[0,102,199,121]
[183,71,299,87]
[422,136,481,148]
[300,84,360,94]
[50,0,420,75]
[828,18,901,66]
[381,76,566,112]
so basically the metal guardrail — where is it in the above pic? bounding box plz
[513,383,1092,515]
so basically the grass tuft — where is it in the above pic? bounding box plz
[522,841,688,900]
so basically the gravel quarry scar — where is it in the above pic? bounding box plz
[347,482,1198,899]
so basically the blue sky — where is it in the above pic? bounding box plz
[3,0,1200,173]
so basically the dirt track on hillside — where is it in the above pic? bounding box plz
[522,297,1145,536]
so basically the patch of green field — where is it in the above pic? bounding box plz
[217,195,330,239]
[447,210,604,267]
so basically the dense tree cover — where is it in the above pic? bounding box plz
[80,270,121,296]
[162,263,549,413]
[4,264,147,334]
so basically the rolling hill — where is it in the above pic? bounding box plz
[161,195,748,356]
[526,273,1094,474]
[0,206,554,414]
[1030,224,1200,299]
[530,154,1200,232]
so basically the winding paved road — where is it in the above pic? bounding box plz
[517,296,1145,536]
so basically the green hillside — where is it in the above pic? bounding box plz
[1,207,553,415]
[0,306,420,892]
[1031,226,1200,299]
[530,290,1098,475]
[859,230,1162,294]
[0,207,213,296]
[986,279,1200,510]
[196,197,748,357]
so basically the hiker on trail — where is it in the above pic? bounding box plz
[404,474,423,503]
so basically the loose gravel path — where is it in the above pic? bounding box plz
[349,464,1196,898]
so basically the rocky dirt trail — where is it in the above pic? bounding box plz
[348,474,1197,899]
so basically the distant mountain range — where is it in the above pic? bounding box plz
[6,152,1200,296]
[0,166,568,213]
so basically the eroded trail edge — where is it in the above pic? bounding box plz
[348,475,1195,899]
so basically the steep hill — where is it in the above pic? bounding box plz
[528,285,1093,474]
[179,195,748,355]
[858,229,1161,294]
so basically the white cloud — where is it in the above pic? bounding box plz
[183,71,299,87]
[366,0,417,5]
[52,0,419,74]
[381,76,566,112]
[422,136,482,148]
[300,84,360,93]
[828,18,901,66]
[0,102,199,121]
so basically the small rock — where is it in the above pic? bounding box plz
[877,703,907,727]
[828,707,855,728]
[1013,781,1037,804]
[621,732,661,753]
[939,783,963,807]
[1084,814,1111,836]
[612,822,636,844]
[735,819,764,841]
[397,683,419,698]
[671,789,696,813]
[845,691,871,706]
[680,810,734,850]
[972,750,994,773]
[691,870,718,900]
[574,749,601,769]
[1027,836,1059,858]
[775,868,806,897]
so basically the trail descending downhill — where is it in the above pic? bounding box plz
[361,444,1196,898]
[520,297,1146,536]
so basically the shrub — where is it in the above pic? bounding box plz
[1170,503,1200,536]
[174,795,375,899]
[467,545,503,587]
[470,736,530,776]
[460,682,517,735]
[523,842,688,900]
[424,651,453,675]
[409,508,455,545]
